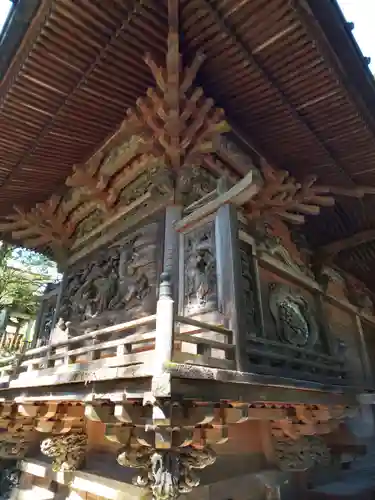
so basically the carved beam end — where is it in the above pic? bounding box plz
[40,430,87,472]
[117,444,216,499]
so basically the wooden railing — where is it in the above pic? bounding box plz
[0,315,158,386]
[246,336,346,382]
[0,273,359,390]
[0,275,236,388]
[174,315,235,370]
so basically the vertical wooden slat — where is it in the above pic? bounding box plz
[49,274,66,341]
[239,232,265,338]
[356,315,373,383]
[215,178,249,372]
[163,205,182,302]
[314,293,335,356]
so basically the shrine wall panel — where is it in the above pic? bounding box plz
[324,302,366,379]
[179,220,223,325]
[51,218,162,341]
[238,216,369,382]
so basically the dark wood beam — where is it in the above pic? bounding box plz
[318,228,375,258]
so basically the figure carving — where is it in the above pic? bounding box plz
[257,231,314,280]
[184,224,217,313]
[345,276,374,314]
[109,241,149,309]
[269,284,318,347]
[58,228,155,326]
[178,166,217,206]
[117,445,216,499]
[40,431,87,472]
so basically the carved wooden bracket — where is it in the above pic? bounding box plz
[118,444,216,499]
[17,402,87,472]
[0,195,74,254]
[245,164,335,225]
[66,161,116,214]
[126,51,229,170]
[269,403,355,471]
[85,399,225,499]
[244,163,375,227]
[40,430,87,472]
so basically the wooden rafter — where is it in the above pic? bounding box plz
[126,51,229,170]
[125,1,229,171]
[0,138,160,255]
[245,163,335,225]
[317,228,375,259]
[66,158,115,214]
[0,195,74,251]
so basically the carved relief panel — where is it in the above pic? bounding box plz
[323,301,365,380]
[182,222,217,316]
[236,220,351,380]
[57,221,160,331]
[238,238,262,337]
[269,284,319,348]
[259,278,322,351]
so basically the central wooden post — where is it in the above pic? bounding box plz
[215,178,249,372]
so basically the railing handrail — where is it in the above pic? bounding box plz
[24,314,157,358]
[0,315,157,365]
[175,315,232,337]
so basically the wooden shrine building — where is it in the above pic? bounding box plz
[2,0,375,498]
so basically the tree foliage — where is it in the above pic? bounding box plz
[0,242,56,315]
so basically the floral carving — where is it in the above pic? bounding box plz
[273,435,330,471]
[177,166,217,207]
[40,431,87,472]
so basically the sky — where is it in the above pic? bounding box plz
[338,0,375,72]
[0,1,12,32]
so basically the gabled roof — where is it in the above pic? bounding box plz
[2,0,375,287]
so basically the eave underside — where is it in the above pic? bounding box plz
[1,0,375,287]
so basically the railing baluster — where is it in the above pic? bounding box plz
[152,272,174,396]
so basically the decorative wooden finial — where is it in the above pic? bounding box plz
[159,272,172,298]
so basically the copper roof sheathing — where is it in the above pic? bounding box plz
[2,0,375,286]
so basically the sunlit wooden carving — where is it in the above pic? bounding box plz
[126,51,229,170]
[0,195,74,252]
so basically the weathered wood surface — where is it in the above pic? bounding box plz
[57,221,160,336]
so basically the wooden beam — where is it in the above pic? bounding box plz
[175,171,258,233]
[318,228,375,258]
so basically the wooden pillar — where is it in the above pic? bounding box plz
[49,275,66,343]
[152,273,174,397]
[31,298,47,348]
[163,205,182,301]
[314,293,335,356]
[215,178,249,372]
[355,314,373,383]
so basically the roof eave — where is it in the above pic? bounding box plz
[304,0,375,127]
[0,0,41,80]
